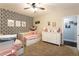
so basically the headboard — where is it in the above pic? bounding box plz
[0,34,16,42]
[0,34,17,52]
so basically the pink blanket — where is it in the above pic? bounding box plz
[24,34,38,40]
[24,31,39,40]
[0,44,22,56]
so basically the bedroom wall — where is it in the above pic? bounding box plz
[33,8,79,33]
[0,8,33,35]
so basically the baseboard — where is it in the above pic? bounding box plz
[42,41,60,46]
[64,41,77,47]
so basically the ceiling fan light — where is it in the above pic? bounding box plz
[35,3,41,7]
[24,3,45,13]
[31,8,37,12]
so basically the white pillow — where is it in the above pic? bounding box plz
[14,39,22,45]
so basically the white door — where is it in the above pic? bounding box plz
[77,16,79,50]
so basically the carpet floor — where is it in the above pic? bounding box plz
[24,41,79,56]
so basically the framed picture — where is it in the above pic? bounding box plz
[65,24,70,28]
[52,22,56,27]
[74,22,77,25]
[69,21,74,24]
[16,21,21,27]
[7,19,14,27]
[22,21,26,27]
[48,22,50,26]
[35,21,40,24]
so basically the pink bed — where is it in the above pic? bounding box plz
[24,31,39,40]
[23,31,40,46]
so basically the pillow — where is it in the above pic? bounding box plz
[20,32,28,36]
[43,27,48,32]
[27,31,33,35]
[14,39,22,45]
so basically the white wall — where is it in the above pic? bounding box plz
[33,8,79,33]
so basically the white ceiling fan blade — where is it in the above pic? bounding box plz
[26,3,31,5]
[38,7,45,10]
[24,8,30,9]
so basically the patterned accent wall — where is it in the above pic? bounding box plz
[0,8,33,35]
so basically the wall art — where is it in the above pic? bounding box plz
[52,22,56,27]
[22,21,26,27]
[16,21,21,27]
[7,19,14,27]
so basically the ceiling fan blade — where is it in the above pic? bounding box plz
[38,7,45,10]
[26,3,30,5]
[24,8,30,9]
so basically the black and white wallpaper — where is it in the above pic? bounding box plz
[0,8,33,35]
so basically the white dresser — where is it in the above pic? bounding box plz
[42,31,61,46]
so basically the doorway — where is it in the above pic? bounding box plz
[63,16,77,47]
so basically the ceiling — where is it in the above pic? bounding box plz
[0,3,79,17]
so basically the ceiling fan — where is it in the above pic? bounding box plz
[24,3,45,11]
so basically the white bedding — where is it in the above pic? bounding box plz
[0,40,14,52]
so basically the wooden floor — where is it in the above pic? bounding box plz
[24,41,79,56]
